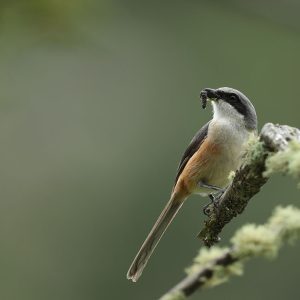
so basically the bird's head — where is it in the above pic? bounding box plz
[200,87,257,131]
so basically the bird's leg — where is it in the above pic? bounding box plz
[203,194,218,216]
[200,182,226,216]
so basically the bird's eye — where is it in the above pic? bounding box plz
[230,94,238,101]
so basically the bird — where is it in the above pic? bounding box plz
[127,87,257,282]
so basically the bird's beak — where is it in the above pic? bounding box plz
[203,88,219,100]
[200,88,219,109]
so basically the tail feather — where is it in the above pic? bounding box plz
[127,193,185,282]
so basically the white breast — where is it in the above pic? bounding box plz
[210,100,252,159]
[202,117,252,190]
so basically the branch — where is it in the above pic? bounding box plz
[160,206,300,300]
[198,123,300,247]
[160,123,300,299]
[160,250,235,300]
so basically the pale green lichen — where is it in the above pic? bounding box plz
[232,206,300,259]
[203,262,243,288]
[228,170,236,181]
[265,141,300,183]
[231,224,279,259]
[243,134,265,165]
[185,247,229,275]
[268,205,300,244]
[181,206,300,294]
[185,247,243,289]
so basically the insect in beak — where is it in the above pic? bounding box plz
[200,90,208,109]
[200,88,219,109]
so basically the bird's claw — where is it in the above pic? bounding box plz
[203,191,224,216]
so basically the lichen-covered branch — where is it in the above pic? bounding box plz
[160,123,300,300]
[160,206,300,300]
[198,123,300,247]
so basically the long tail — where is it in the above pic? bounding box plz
[127,192,186,282]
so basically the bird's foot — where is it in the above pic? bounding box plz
[203,190,224,216]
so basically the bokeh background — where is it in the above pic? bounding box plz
[0,0,299,299]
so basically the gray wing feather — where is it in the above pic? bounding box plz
[174,121,210,185]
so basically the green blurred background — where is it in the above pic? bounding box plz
[0,0,299,299]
